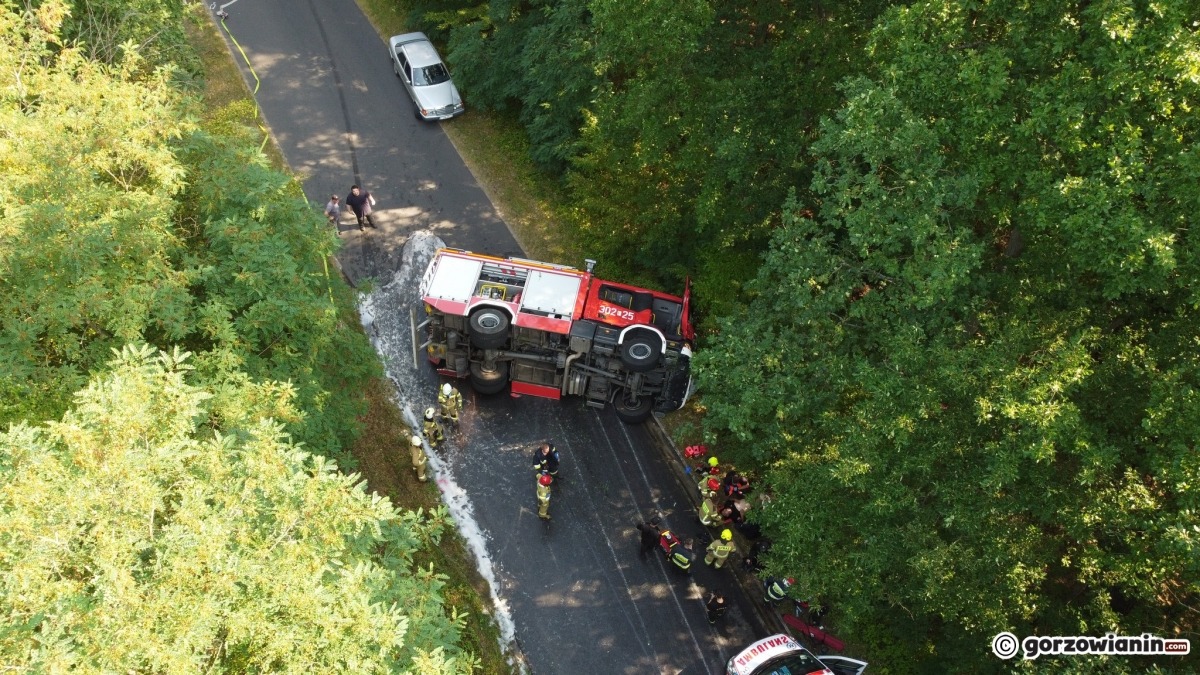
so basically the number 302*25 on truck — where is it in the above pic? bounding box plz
[416,248,695,424]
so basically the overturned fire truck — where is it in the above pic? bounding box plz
[417,248,694,424]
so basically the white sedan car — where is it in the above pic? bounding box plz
[388,32,464,121]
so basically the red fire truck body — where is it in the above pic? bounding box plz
[418,248,694,423]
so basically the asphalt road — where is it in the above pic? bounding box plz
[214,3,767,672]
[214,0,521,283]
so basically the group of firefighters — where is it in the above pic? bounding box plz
[404,379,560,524]
[407,382,464,482]
[407,382,806,629]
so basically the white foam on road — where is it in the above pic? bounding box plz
[358,231,522,670]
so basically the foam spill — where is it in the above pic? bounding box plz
[358,231,521,669]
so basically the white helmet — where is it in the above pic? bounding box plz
[411,435,422,446]
[424,407,436,420]
[441,383,452,396]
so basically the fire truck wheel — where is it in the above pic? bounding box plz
[614,394,653,424]
[469,361,509,395]
[469,308,510,349]
[619,332,662,373]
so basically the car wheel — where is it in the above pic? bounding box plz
[614,393,653,425]
[620,331,662,373]
[469,308,510,349]
[469,361,509,395]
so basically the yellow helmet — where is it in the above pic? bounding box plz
[708,456,719,467]
[721,529,733,541]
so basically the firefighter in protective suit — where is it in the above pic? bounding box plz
[765,577,794,604]
[438,383,463,424]
[705,529,736,569]
[658,530,694,574]
[699,490,722,528]
[410,435,428,482]
[536,473,553,520]
[422,407,445,448]
[696,456,721,493]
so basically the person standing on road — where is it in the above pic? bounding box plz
[422,407,445,448]
[536,473,553,520]
[324,194,341,234]
[705,591,728,624]
[409,434,428,482]
[438,383,463,425]
[532,442,560,478]
[704,529,736,569]
[344,184,376,230]
[636,517,661,558]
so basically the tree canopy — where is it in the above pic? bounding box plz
[1,2,475,671]
[697,0,1199,669]
[0,0,377,460]
[423,0,890,317]
[0,346,472,673]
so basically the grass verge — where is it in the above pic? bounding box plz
[186,8,511,672]
[184,5,288,169]
[350,378,509,671]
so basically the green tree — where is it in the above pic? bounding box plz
[0,1,194,423]
[698,1,1200,670]
[421,0,891,316]
[27,0,200,74]
[0,2,378,458]
[0,345,474,673]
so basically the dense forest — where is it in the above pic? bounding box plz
[0,1,475,671]
[406,0,1200,671]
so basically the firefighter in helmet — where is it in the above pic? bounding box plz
[696,457,721,493]
[536,472,553,520]
[422,407,445,448]
[705,529,736,569]
[699,489,722,528]
[410,434,428,482]
[438,382,463,424]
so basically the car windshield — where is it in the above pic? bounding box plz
[750,651,828,675]
[414,63,451,86]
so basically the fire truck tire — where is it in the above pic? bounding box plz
[614,394,653,424]
[619,332,662,373]
[469,308,510,349]
[469,361,509,395]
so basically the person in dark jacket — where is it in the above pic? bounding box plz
[723,471,751,500]
[532,442,560,477]
[742,537,772,573]
[344,185,376,229]
[705,591,728,624]
[720,501,744,527]
[636,517,661,558]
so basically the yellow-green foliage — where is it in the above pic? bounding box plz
[0,346,474,673]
